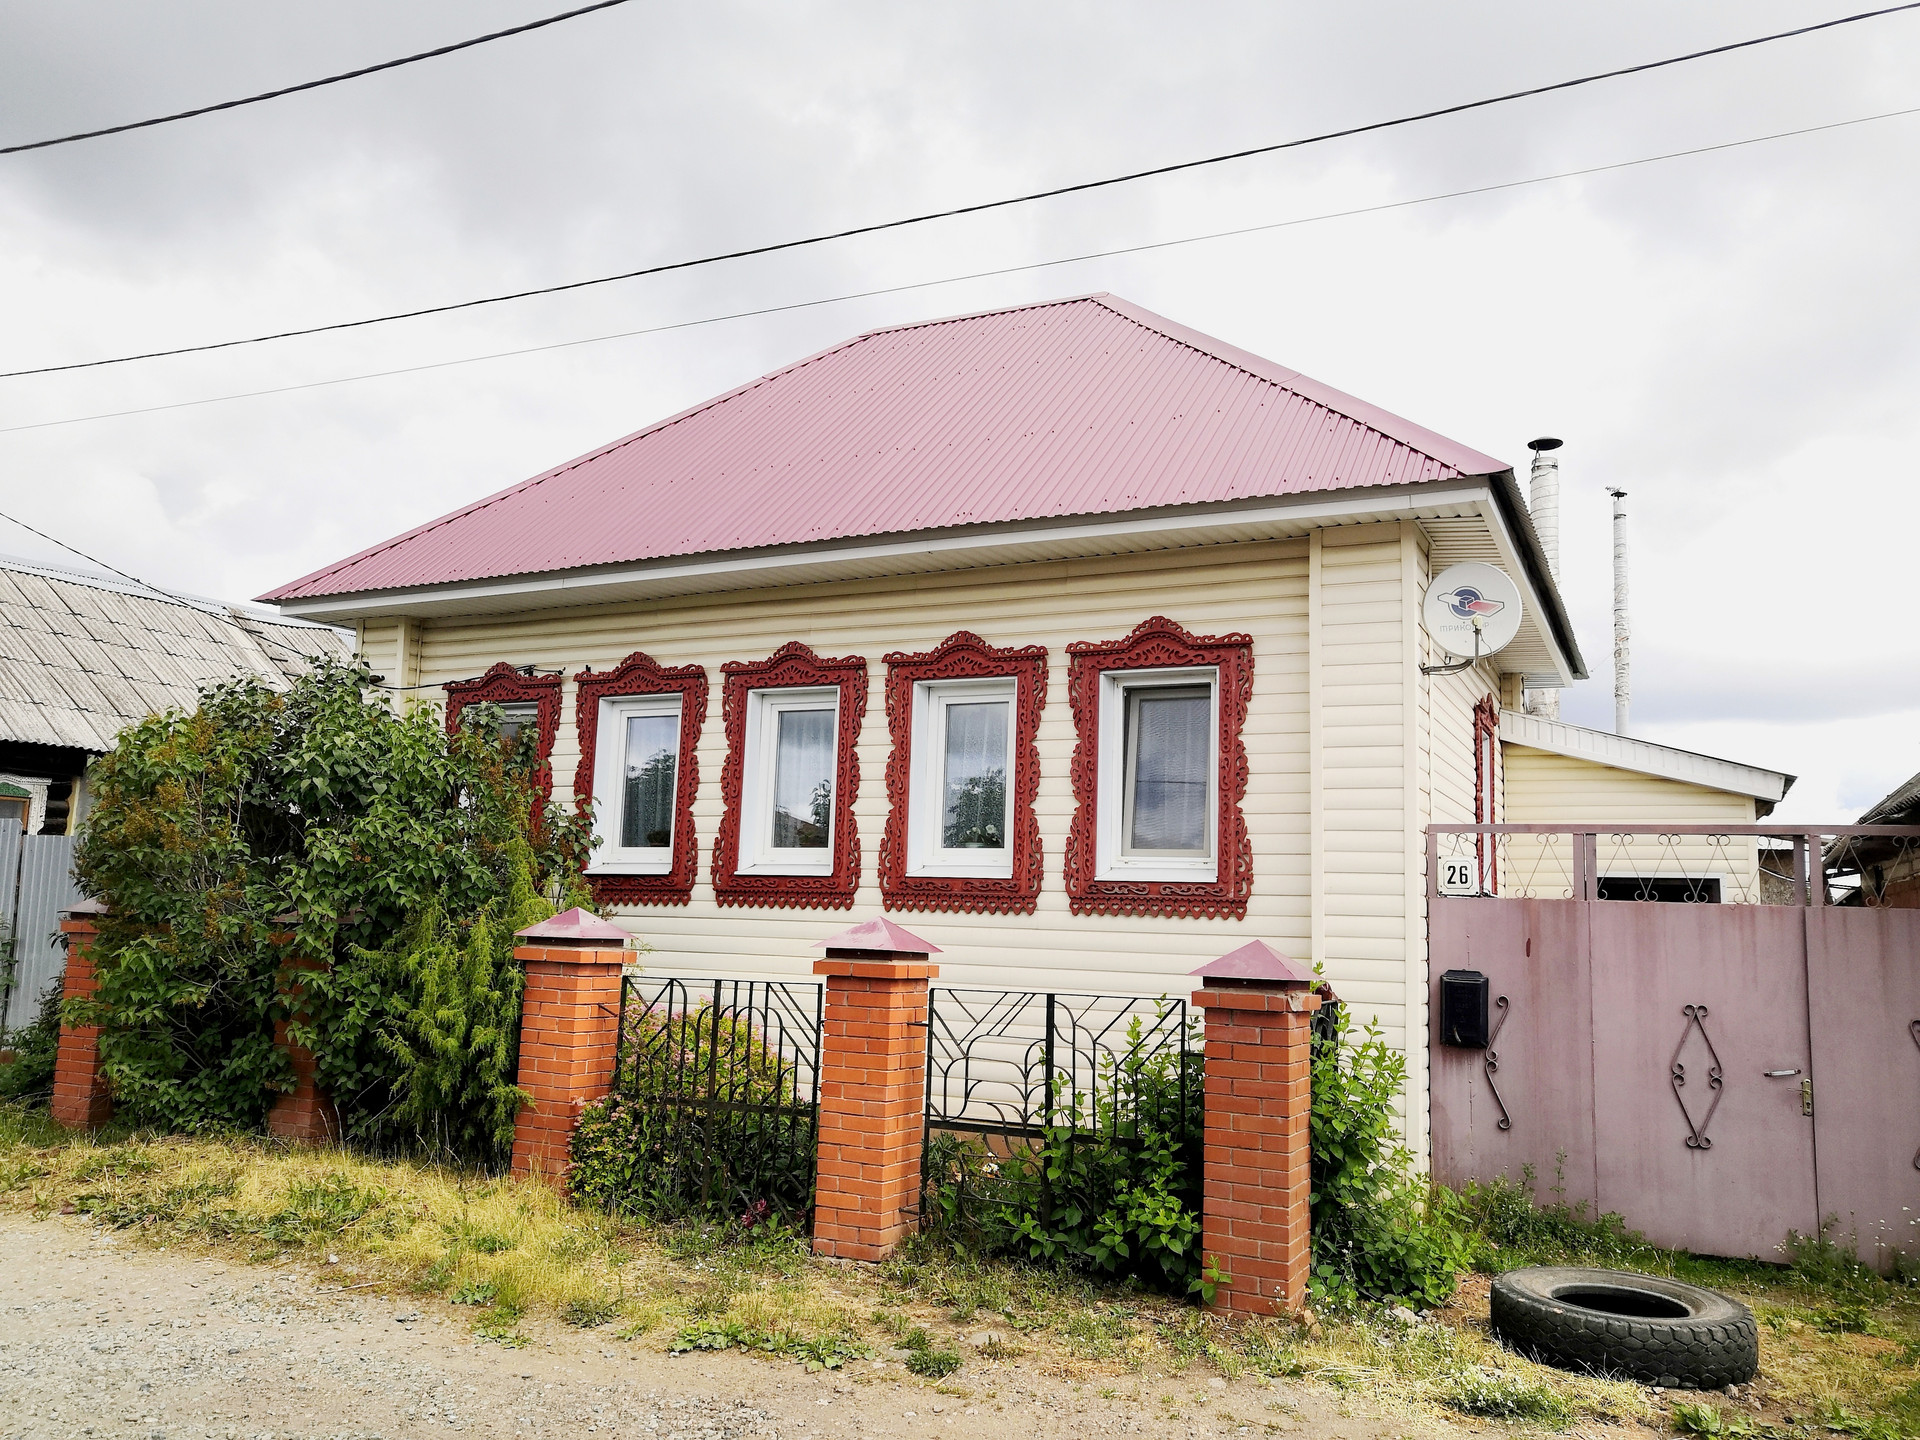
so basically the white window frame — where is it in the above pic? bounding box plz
[1095,665,1219,883]
[737,685,841,876]
[588,693,685,875]
[906,677,1018,879]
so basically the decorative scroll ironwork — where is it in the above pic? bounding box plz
[1062,616,1255,920]
[922,987,1202,1220]
[1911,1019,1920,1172]
[1485,994,1512,1132]
[1670,1004,1725,1151]
[602,977,823,1220]
[571,652,709,908]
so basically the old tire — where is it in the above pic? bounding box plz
[1489,1266,1758,1389]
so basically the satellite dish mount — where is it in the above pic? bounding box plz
[1419,562,1524,677]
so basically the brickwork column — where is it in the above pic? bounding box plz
[267,945,341,1145]
[509,908,630,1184]
[1190,940,1322,1319]
[811,917,941,1262]
[51,899,113,1130]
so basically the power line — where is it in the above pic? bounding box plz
[0,506,338,674]
[0,0,637,157]
[6,2,1917,382]
[5,99,1916,437]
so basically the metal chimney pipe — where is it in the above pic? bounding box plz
[1523,439,1563,720]
[1609,487,1630,735]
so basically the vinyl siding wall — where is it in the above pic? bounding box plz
[366,538,1322,999]
[1501,746,1761,899]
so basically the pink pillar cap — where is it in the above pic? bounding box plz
[515,907,630,944]
[1190,939,1314,987]
[814,915,941,955]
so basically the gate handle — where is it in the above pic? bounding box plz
[1762,1069,1802,1078]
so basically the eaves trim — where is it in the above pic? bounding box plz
[1499,712,1794,804]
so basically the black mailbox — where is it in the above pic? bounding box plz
[1439,970,1490,1048]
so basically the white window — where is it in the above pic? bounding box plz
[1096,667,1217,881]
[907,677,1016,878]
[589,693,684,874]
[738,687,841,875]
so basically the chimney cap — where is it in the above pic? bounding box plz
[1527,437,1563,452]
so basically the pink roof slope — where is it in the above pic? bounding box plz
[263,294,1509,602]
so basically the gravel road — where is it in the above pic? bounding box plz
[0,1214,1461,1440]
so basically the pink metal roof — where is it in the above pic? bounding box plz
[263,294,1510,602]
[815,915,942,955]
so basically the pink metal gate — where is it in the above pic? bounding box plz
[1428,824,1920,1271]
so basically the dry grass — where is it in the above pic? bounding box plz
[4,1106,1914,1434]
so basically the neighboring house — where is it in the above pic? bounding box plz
[0,554,350,832]
[1497,711,1793,903]
[1831,769,1920,906]
[261,292,1787,1156]
[0,554,349,1031]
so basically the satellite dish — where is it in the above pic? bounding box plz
[1422,562,1523,667]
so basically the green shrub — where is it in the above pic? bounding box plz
[1309,1007,1470,1308]
[570,1002,815,1223]
[0,977,62,1105]
[70,658,591,1156]
[919,1008,1206,1294]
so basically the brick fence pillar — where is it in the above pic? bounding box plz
[267,944,341,1145]
[509,907,630,1184]
[1190,940,1322,1319]
[811,917,940,1262]
[51,899,113,1131]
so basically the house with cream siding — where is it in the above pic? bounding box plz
[260,293,1775,1157]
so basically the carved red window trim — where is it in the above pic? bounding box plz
[711,642,867,910]
[877,631,1048,916]
[443,662,563,804]
[1063,616,1254,920]
[570,652,709,908]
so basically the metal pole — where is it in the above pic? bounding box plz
[1525,438,1563,719]
[1609,488,1630,735]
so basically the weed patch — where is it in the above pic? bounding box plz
[1440,1367,1572,1426]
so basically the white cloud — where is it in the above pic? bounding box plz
[2,0,1916,817]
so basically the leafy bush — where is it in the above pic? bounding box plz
[570,1001,815,1222]
[920,1009,1206,1294]
[0,977,62,1105]
[69,658,590,1157]
[1309,1007,1470,1308]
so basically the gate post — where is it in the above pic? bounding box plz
[509,908,630,1185]
[1191,940,1321,1318]
[266,923,341,1144]
[51,899,113,1131]
[811,917,940,1262]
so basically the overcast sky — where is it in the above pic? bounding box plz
[3,0,1916,820]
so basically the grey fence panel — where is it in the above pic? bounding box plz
[5,833,78,1032]
[0,819,21,1030]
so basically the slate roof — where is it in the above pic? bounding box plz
[263,293,1513,602]
[0,555,349,754]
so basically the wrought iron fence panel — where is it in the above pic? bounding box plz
[602,976,823,1224]
[921,986,1203,1233]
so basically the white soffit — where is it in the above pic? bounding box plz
[273,482,1580,685]
[1500,711,1794,805]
